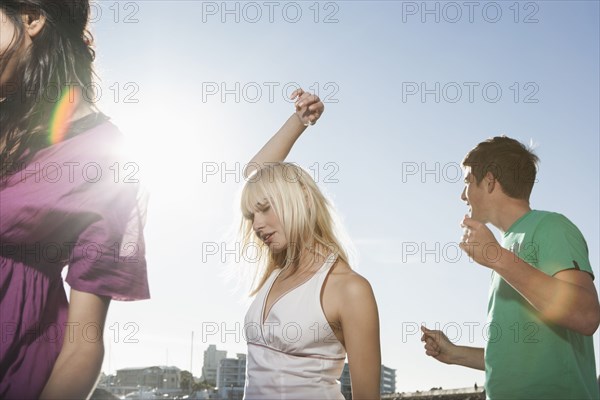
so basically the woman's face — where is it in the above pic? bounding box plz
[0,10,18,91]
[251,200,288,253]
[0,10,24,96]
[0,10,39,96]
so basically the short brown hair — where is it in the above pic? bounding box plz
[462,136,539,200]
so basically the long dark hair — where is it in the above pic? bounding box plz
[0,0,95,177]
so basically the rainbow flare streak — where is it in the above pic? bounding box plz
[48,87,80,145]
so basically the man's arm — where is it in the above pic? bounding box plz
[461,217,600,336]
[490,253,599,335]
[421,326,485,370]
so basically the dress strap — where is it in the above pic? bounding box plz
[317,253,338,273]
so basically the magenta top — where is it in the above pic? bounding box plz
[0,116,150,399]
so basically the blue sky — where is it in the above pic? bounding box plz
[80,0,600,392]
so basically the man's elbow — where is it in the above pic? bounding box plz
[585,311,600,336]
[578,305,600,336]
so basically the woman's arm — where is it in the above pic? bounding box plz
[340,275,382,400]
[39,289,110,400]
[243,88,325,178]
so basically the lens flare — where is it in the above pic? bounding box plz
[49,86,80,145]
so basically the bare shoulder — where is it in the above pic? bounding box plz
[321,259,379,337]
[327,259,375,300]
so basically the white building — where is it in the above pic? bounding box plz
[201,344,227,386]
[216,353,246,400]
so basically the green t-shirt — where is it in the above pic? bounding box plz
[485,210,599,399]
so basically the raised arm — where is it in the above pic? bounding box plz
[243,88,324,178]
[340,275,381,399]
[39,289,110,400]
[461,217,600,336]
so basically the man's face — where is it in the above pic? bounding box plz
[461,167,488,222]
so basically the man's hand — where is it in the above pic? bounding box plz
[460,216,504,268]
[421,325,485,370]
[421,326,457,365]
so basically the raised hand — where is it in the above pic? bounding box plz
[290,88,324,126]
[459,215,505,268]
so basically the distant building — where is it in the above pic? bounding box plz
[202,344,227,386]
[340,364,352,399]
[217,353,246,400]
[340,363,397,399]
[380,365,396,394]
[115,366,180,390]
[381,386,485,400]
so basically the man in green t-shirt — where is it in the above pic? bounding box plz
[421,136,600,399]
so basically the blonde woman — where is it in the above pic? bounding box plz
[239,89,381,399]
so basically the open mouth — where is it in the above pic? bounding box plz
[263,233,274,242]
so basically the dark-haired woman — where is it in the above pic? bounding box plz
[0,3,149,399]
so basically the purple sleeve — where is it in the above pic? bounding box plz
[65,181,150,300]
[63,123,150,301]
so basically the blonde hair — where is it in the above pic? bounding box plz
[240,162,350,295]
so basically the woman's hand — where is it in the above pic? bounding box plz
[291,88,325,126]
